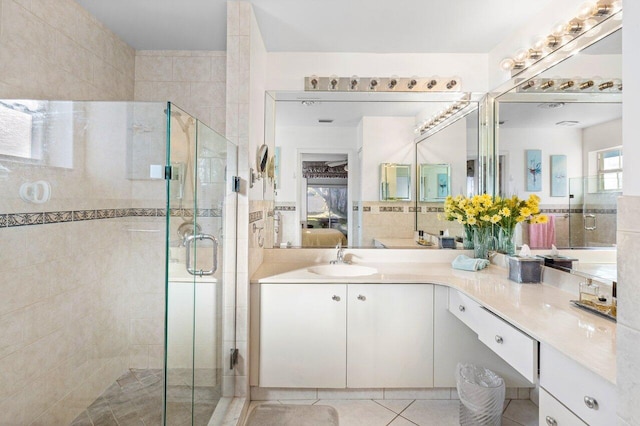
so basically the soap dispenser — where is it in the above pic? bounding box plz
[579,278,599,305]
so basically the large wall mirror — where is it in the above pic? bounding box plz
[494,24,621,283]
[268,91,482,248]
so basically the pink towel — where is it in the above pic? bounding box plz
[529,215,556,249]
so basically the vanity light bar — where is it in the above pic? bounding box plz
[516,78,622,93]
[499,1,622,76]
[414,99,472,137]
[304,76,461,92]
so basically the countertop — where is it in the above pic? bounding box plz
[251,260,617,385]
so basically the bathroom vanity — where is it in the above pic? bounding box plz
[250,249,617,426]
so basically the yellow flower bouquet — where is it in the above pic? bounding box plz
[443,194,548,256]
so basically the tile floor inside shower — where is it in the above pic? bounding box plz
[71,369,221,426]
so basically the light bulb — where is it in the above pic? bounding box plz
[559,80,575,90]
[514,49,528,62]
[532,37,547,51]
[552,22,567,37]
[540,80,555,90]
[520,80,536,91]
[566,19,584,35]
[546,35,561,49]
[446,79,459,90]
[388,75,399,89]
[500,58,515,71]
[577,2,596,20]
[309,75,319,90]
[426,79,438,90]
[407,77,418,90]
[349,75,359,90]
[528,49,543,60]
[579,80,595,90]
[328,75,339,90]
[369,77,379,90]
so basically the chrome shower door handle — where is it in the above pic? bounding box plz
[584,213,597,231]
[185,233,219,276]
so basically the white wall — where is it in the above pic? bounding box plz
[498,127,582,204]
[266,52,489,93]
[361,116,415,201]
[417,118,468,197]
[582,118,622,179]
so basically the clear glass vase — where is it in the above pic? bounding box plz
[497,226,516,256]
[473,227,492,259]
[463,225,475,249]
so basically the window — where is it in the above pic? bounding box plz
[597,147,622,191]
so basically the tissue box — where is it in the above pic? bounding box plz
[507,256,542,283]
[440,236,456,249]
[536,255,577,271]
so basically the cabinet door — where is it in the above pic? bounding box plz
[347,284,434,388]
[259,283,347,388]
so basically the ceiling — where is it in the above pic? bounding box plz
[498,102,622,129]
[75,0,556,53]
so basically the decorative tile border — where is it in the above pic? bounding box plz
[352,205,359,211]
[0,207,222,228]
[249,211,263,223]
[274,205,296,211]
[362,206,371,212]
[409,207,422,213]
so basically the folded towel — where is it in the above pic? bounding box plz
[452,254,490,271]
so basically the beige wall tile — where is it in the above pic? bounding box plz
[173,56,212,82]
[135,55,173,82]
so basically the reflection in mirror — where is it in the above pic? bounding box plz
[419,164,450,202]
[380,163,411,201]
[256,144,269,174]
[268,92,482,248]
[415,109,479,240]
[494,28,621,283]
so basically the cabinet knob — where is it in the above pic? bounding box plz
[545,416,557,426]
[584,396,598,410]
[495,335,503,344]
[332,295,341,302]
[357,295,366,301]
[458,305,465,312]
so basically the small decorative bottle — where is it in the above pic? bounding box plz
[579,279,599,306]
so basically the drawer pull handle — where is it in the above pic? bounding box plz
[357,295,366,301]
[495,335,503,344]
[545,416,557,426]
[332,295,341,302]
[458,305,465,312]
[584,396,598,410]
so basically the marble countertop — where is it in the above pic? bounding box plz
[251,259,617,385]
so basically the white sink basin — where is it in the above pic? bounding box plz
[307,264,378,277]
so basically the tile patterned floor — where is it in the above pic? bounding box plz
[70,369,221,426]
[247,398,539,426]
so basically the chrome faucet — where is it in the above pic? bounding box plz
[330,241,350,264]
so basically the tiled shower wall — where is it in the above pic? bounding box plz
[0,0,139,423]
[134,49,227,135]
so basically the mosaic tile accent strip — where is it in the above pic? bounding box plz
[353,205,359,211]
[409,206,421,212]
[132,208,157,217]
[274,205,296,211]
[96,209,116,219]
[0,214,6,227]
[45,211,72,224]
[73,210,96,221]
[115,209,129,218]
[7,212,44,227]
[362,206,371,212]
[249,211,263,223]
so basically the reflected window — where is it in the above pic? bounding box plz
[306,185,348,238]
[597,147,622,191]
[0,100,45,161]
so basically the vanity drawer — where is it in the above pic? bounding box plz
[540,344,616,426]
[476,307,538,383]
[539,388,587,426]
[448,289,482,329]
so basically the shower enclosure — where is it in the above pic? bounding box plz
[0,100,237,425]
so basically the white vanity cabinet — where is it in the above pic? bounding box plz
[347,284,434,388]
[257,283,434,388]
[258,283,347,388]
[540,344,616,426]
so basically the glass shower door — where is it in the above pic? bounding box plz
[164,103,237,425]
[569,176,618,248]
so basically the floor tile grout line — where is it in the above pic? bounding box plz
[372,398,412,415]
[397,399,417,416]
